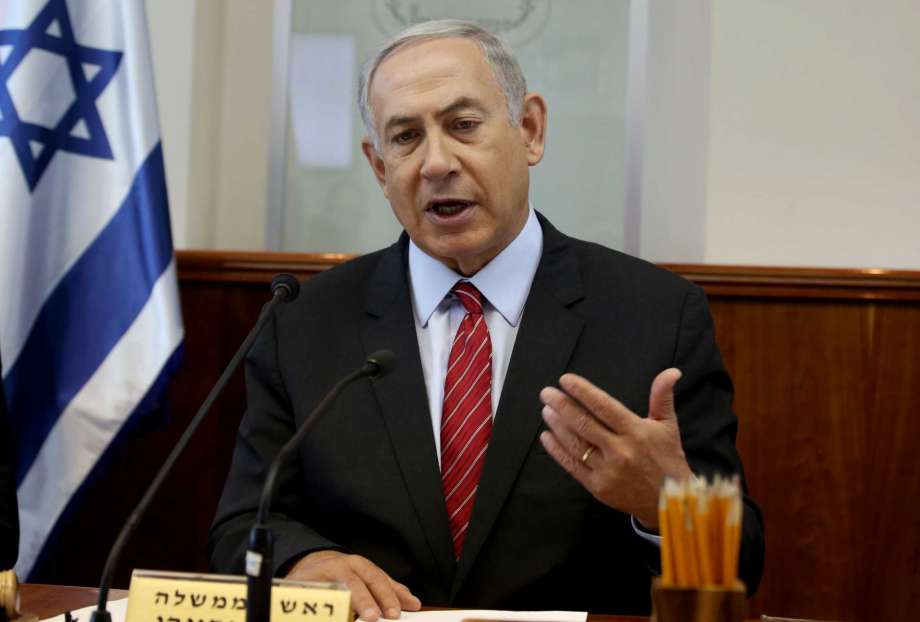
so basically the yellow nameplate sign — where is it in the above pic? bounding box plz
[125,570,350,622]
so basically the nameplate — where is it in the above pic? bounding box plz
[125,569,350,622]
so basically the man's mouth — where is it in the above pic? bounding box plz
[427,199,475,217]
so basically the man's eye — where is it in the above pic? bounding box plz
[392,130,417,144]
[454,119,479,131]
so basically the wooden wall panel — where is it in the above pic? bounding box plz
[26,253,920,622]
[861,303,920,621]
[709,299,869,618]
[700,291,920,621]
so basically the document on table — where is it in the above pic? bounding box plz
[361,610,587,622]
[40,597,129,622]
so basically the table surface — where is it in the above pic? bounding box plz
[22,584,131,619]
[20,584,646,622]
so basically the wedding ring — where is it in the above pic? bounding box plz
[580,445,595,465]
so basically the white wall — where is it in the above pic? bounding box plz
[210,1,274,249]
[145,0,195,248]
[146,0,274,250]
[704,0,920,269]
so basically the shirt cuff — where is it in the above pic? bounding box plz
[631,515,662,547]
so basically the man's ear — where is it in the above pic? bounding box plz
[519,92,547,166]
[362,137,388,196]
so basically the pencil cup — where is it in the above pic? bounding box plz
[651,579,746,622]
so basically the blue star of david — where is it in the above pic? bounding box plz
[0,0,122,191]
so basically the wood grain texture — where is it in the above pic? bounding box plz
[708,297,920,621]
[20,584,129,619]
[25,253,920,622]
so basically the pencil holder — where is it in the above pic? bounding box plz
[651,579,746,622]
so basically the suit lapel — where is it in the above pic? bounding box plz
[360,237,456,588]
[451,216,586,596]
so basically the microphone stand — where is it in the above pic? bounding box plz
[245,350,395,622]
[89,274,300,622]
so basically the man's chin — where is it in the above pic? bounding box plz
[433,245,498,277]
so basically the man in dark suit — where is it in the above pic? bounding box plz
[1,357,20,570]
[210,20,764,618]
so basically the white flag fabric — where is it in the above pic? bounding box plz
[0,0,184,577]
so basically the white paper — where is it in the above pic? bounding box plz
[41,597,129,622]
[361,609,587,622]
[288,34,355,168]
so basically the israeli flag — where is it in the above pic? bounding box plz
[0,0,184,577]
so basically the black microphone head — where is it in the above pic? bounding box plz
[365,349,397,377]
[271,273,300,302]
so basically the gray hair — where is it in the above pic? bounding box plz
[358,19,528,150]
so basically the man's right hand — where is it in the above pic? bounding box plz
[285,550,422,622]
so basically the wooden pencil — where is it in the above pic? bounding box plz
[693,485,715,585]
[658,487,674,585]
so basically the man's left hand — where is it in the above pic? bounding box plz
[538,369,693,529]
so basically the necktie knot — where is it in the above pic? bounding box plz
[452,281,484,315]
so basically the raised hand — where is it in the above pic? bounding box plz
[538,369,692,529]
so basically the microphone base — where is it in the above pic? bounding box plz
[245,524,274,622]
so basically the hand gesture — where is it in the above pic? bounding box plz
[538,369,693,529]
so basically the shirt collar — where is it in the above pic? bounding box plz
[409,207,543,327]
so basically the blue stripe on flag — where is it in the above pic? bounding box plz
[23,340,184,581]
[5,142,174,485]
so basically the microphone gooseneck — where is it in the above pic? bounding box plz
[89,274,301,622]
[246,350,396,622]
[255,349,395,525]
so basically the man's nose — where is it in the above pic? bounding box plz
[420,134,457,181]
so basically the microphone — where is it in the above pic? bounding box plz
[270,273,299,302]
[364,349,396,377]
[89,273,302,622]
[246,350,397,622]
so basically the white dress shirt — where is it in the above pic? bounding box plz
[409,207,542,463]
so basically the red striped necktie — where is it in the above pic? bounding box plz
[441,281,493,559]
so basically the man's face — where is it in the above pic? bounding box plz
[362,37,546,276]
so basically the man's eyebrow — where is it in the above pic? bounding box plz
[383,114,417,135]
[382,97,488,136]
[437,96,488,119]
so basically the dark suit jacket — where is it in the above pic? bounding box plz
[1,357,19,570]
[209,215,764,614]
